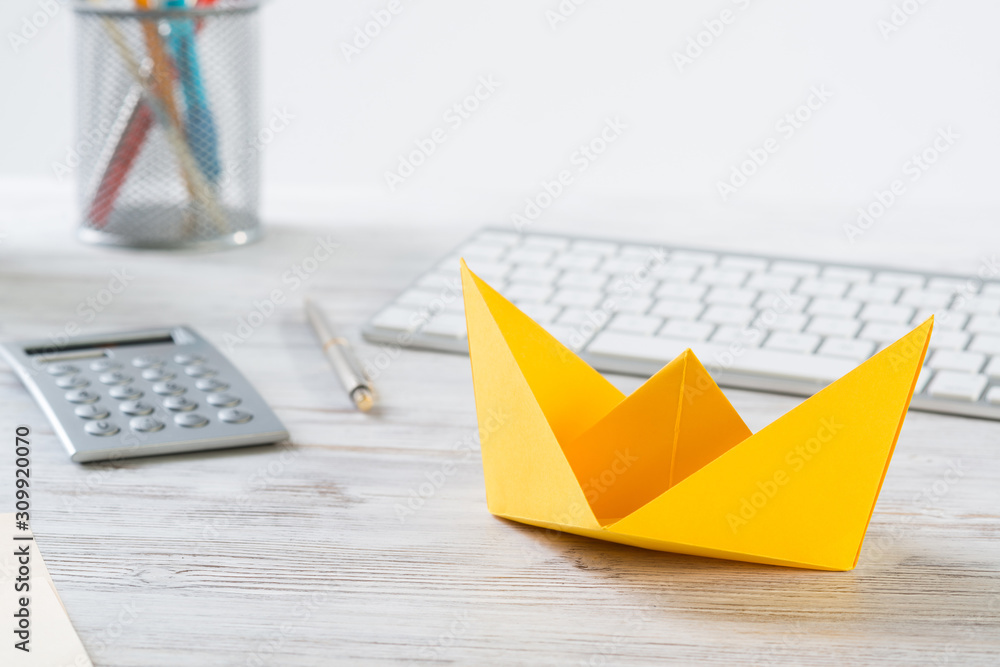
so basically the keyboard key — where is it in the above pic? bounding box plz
[559,272,607,289]
[765,331,821,354]
[650,299,704,320]
[503,283,553,303]
[586,333,856,383]
[418,272,463,290]
[600,257,648,274]
[987,386,1000,404]
[927,277,971,292]
[704,287,757,307]
[571,240,618,255]
[509,267,559,284]
[926,371,987,402]
[660,320,714,341]
[757,313,808,332]
[455,259,508,281]
[608,314,663,335]
[608,275,658,294]
[859,323,911,343]
[928,330,970,351]
[557,308,604,326]
[848,284,899,303]
[671,250,717,266]
[875,271,925,288]
[953,297,1000,316]
[929,350,986,373]
[422,314,469,338]
[371,306,422,333]
[657,283,707,301]
[506,248,553,265]
[967,316,1000,335]
[770,261,819,277]
[615,295,654,314]
[918,309,966,330]
[697,268,747,287]
[701,305,756,326]
[822,266,872,283]
[719,256,768,272]
[796,278,848,298]
[859,303,915,323]
[807,317,861,338]
[652,264,698,282]
[711,325,764,347]
[553,254,601,271]
[808,298,861,318]
[982,283,1000,298]
[515,303,560,324]
[397,289,441,309]
[551,289,603,308]
[915,367,933,394]
[755,292,808,313]
[817,337,875,360]
[970,334,1000,356]
[746,273,798,292]
[899,289,952,309]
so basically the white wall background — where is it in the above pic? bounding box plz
[2,0,999,241]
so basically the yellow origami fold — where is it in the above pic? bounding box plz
[460,261,932,571]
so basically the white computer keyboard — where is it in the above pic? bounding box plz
[363,228,1000,420]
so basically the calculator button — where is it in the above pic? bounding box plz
[47,363,79,376]
[66,389,99,404]
[207,393,241,408]
[132,355,164,368]
[85,420,120,437]
[75,404,110,420]
[163,396,197,412]
[184,365,217,378]
[174,413,209,428]
[174,353,205,365]
[109,385,143,400]
[142,368,175,382]
[153,382,186,396]
[56,375,89,389]
[99,371,133,385]
[90,359,121,372]
[195,378,228,392]
[129,416,165,433]
[119,400,154,416]
[219,408,253,424]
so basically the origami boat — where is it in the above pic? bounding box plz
[460,261,932,571]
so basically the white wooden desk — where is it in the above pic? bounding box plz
[1,196,999,666]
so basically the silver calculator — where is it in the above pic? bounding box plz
[0,326,289,462]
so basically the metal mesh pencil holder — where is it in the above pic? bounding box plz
[74,0,260,250]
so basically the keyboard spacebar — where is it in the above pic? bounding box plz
[586,333,856,384]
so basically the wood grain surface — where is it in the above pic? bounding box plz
[0,205,998,666]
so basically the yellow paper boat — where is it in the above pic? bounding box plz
[460,261,932,571]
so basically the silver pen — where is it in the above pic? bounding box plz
[304,298,374,412]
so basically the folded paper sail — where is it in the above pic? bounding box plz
[460,260,932,571]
